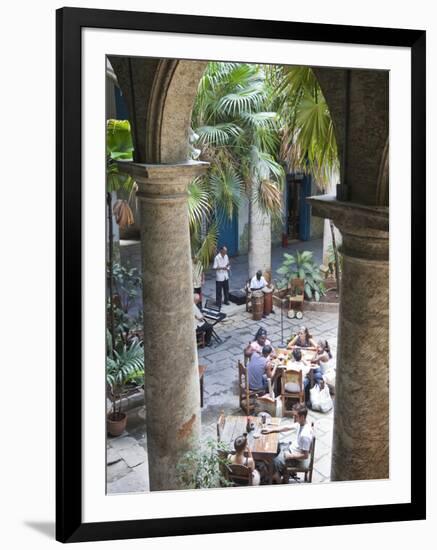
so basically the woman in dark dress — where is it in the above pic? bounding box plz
[287,326,317,350]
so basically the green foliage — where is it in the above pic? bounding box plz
[110,262,142,313]
[107,261,143,352]
[107,301,143,348]
[176,438,232,489]
[188,177,213,229]
[277,250,325,301]
[266,65,339,189]
[106,338,144,415]
[189,62,284,265]
[107,119,134,158]
[190,223,219,270]
[106,119,135,193]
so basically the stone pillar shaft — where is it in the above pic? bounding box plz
[333,226,389,480]
[119,160,208,491]
[248,182,271,278]
[307,196,389,481]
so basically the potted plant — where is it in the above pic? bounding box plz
[106,337,144,437]
[276,250,326,301]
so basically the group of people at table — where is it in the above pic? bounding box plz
[228,403,313,485]
[226,326,333,485]
[245,326,333,402]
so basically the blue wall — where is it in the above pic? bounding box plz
[216,208,239,256]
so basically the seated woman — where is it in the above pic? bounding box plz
[287,326,317,350]
[310,339,333,372]
[304,340,333,403]
[228,434,261,486]
[312,339,336,391]
[244,327,272,358]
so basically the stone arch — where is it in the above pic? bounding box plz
[158,60,208,163]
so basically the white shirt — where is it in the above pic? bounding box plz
[193,303,204,329]
[289,422,313,454]
[289,360,311,378]
[213,253,230,282]
[192,261,203,289]
[250,275,267,289]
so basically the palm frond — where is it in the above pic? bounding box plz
[253,179,283,221]
[195,123,242,147]
[249,146,284,185]
[193,223,218,269]
[187,177,212,230]
[209,164,244,219]
[217,83,265,118]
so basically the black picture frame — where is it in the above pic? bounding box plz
[56,7,426,543]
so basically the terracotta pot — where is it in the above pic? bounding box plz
[107,411,127,437]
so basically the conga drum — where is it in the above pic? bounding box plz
[252,290,264,321]
[262,286,273,315]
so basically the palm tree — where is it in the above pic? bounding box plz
[266,65,341,291]
[266,65,339,188]
[190,62,284,276]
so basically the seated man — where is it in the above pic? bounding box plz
[247,344,277,394]
[250,270,268,291]
[262,404,313,483]
[193,293,213,346]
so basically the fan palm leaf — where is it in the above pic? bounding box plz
[195,123,242,147]
[193,222,219,269]
[187,177,212,230]
[209,164,243,220]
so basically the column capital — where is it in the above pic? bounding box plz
[116,160,209,202]
[307,195,389,261]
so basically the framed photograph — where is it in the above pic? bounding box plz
[56,7,426,543]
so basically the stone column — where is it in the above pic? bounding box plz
[308,196,389,481]
[118,160,208,491]
[248,183,271,278]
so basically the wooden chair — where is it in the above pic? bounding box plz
[284,423,316,483]
[216,411,225,442]
[238,360,259,415]
[226,463,253,486]
[196,330,205,348]
[281,369,304,416]
[288,278,305,319]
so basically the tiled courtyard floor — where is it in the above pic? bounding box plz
[108,238,338,494]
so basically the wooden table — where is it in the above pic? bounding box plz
[275,347,315,361]
[220,416,281,483]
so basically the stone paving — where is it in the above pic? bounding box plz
[108,238,337,493]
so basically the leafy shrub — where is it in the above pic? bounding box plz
[176,438,232,489]
[276,250,325,301]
